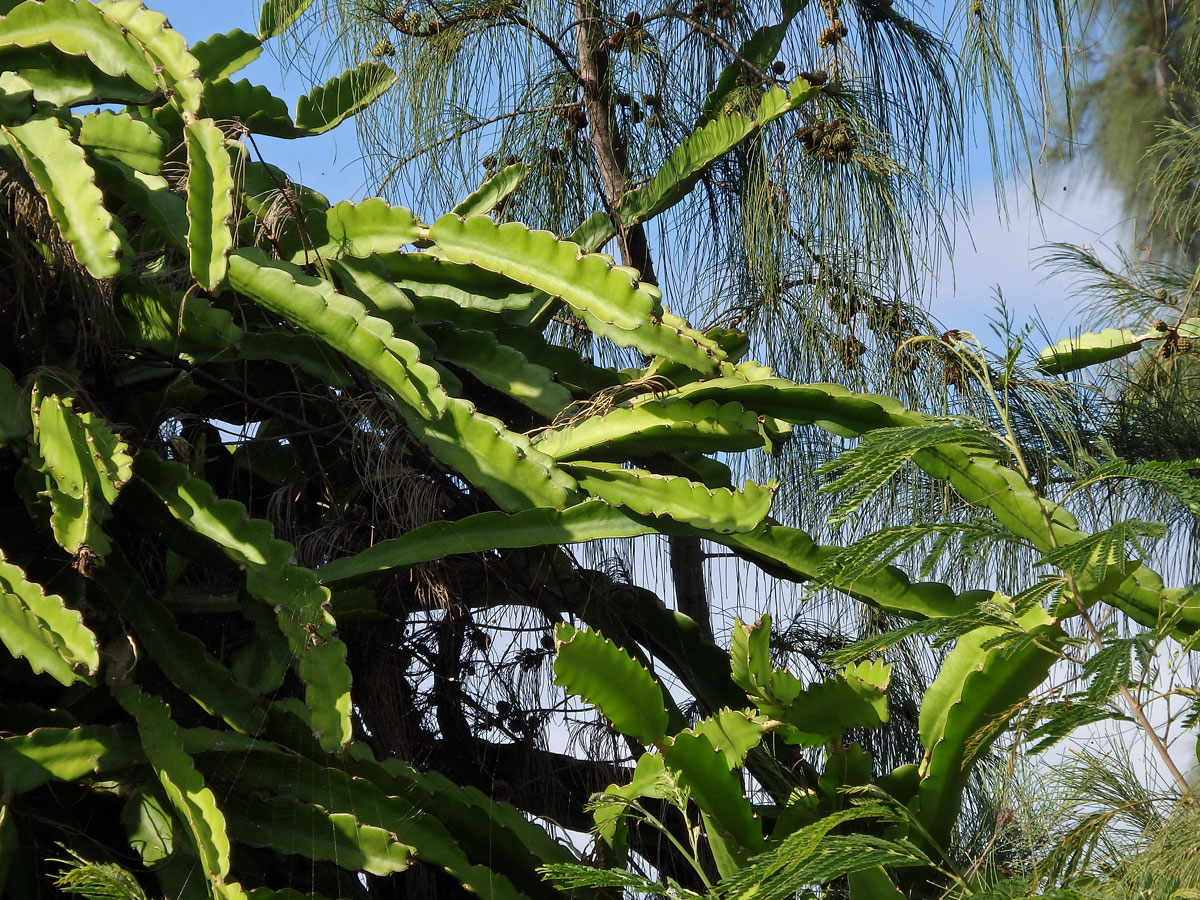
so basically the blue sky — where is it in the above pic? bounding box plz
[930,164,1130,345]
[153,0,372,202]
[153,0,1128,349]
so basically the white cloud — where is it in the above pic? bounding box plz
[928,165,1134,344]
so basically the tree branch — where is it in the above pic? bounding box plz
[572,0,655,281]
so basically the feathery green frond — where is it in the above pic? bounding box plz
[1036,519,1167,582]
[539,864,677,896]
[719,806,916,900]
[817,421,1005,525]
[53,852,149,900]
[1066,456,1200,518]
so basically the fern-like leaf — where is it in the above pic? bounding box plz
[1011,575,1069,615]
[52,851,149,900]
[818,523,970,586]
[719,805,907,900]
[817,422,1004,525]
[823,619,943,667]
[1036,519,1167,582]
[1072,457,1200,518]
[1024,699,1129,755]
[538,864,677,896]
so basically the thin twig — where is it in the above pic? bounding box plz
[670,12,776,87]
[551,314,593,333]
[149,354,356,449]
[376,104,574,194]
[504,10,585,83]
[1069,585,1193,796]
